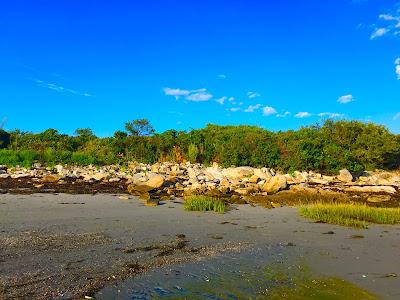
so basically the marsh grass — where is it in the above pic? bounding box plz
[183,196,226,213]
[300,203,400,229]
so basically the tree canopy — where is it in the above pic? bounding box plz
[0,119,399,173]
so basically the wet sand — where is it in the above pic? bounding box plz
[1,193,400,299]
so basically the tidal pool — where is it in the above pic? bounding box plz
[97,246,378,300]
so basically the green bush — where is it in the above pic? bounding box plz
[70,152,97,165]
[1,119,399,172]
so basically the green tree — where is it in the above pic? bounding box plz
[74,128,95,138]
[0,129,10,149]
[187,143,199,163]
[124,119,155,136]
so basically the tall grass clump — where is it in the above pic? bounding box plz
[184,196,226,213]
[300,203,400,229]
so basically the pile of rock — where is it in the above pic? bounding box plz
[0,163,399,203]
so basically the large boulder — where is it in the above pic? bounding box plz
[253,168,272,180]
[262,175,287,194]
[127,175,165,199]
[223,167,254,179]
[203,167,224,181]
[145,175,165,189]
[337,169,353,183]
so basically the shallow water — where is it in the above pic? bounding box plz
[97,245,378,300]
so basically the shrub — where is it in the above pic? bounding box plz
[70,152,97,165]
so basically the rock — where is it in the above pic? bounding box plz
[40,174,61,183]
[55,164,64,174]
[346,185,396,194]
[337,169,353,182]
[308,177,330,185]
[248,175,260,184]
[144,175,165,189]
[261,175,287,194]
[367,195,392,203]
[271,202,282,208]
[253,169,272,180]
[0,174,10,179]
[108,177,121,183]
[234,188,251,196]
[219,178,230,187]
[145,199,159,206]
[223,167,254,179]
[11,172,30,179]
[128,175,164,198]
[203,167,224,181]
[84,173,107,181]
[292,171,308,183]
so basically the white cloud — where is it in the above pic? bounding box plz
[163,88,191,99]
[337,94,354,104]
[215,96,227,105]
[186,91,213,102]
[276,111,291,118]
[295,112,312,118]
[393,112,400,120]
[395,58,400,79]
[370,27,389,39]
[370,7,400,39]
[35,79,92,97]
[164,87,213,102]
[262,106,277,116]
[318,112,345,118]
[218,74,227,79]
[247,91,261,99]
[228,97,235,102]
[230,107,240,112]
[244,104,262,112]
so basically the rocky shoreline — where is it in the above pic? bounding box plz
[1,162,399,207]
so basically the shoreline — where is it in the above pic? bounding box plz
[1,193,400,299]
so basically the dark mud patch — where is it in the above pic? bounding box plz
[0,177,128,195]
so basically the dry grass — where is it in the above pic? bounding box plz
[184,196,226,213]
[299,203,400,229]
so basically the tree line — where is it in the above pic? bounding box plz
[0,119,399,174]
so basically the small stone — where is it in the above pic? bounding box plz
[351,234,365,239]
[40,174,61,183]
[145,199,159,207]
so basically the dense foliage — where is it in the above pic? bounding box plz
[0,119,399,173]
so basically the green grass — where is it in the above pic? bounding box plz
[299,203,400,229]
[183,196,226,213]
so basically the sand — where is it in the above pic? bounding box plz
[1,193,400,299]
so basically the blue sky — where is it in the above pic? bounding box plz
[1,0,399,136]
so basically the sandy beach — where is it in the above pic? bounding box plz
[1,193,400,299]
